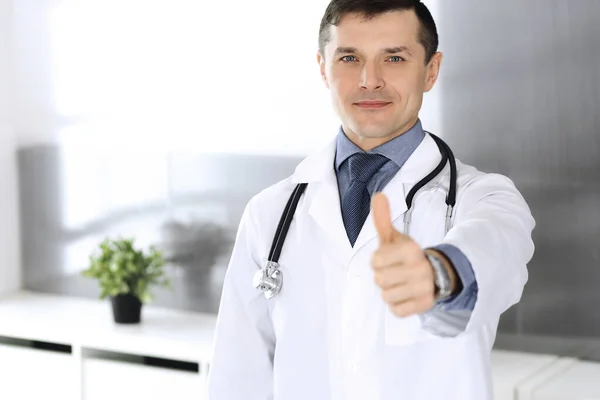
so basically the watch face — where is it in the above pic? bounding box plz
[436,275,443,290]
[427,253,451,299]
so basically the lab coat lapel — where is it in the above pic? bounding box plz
[307,172,351,250]
[353,133,442,251]
[291,139,352,251]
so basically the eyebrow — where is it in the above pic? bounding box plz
[334,46,413,56]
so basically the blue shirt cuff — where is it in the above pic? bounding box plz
[429,244,478,311]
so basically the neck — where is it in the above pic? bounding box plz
[344,117,419,151]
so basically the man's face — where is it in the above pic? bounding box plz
[318,10,442,150]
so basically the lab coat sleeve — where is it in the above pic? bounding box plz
[422,172,535,337]
[207,200,275,400]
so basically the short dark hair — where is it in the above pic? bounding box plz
[318,0,439,64]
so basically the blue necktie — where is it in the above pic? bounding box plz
[341,153,389,247]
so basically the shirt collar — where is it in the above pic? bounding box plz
[334,119,426,172]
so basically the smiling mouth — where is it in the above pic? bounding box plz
[353,101,392,109]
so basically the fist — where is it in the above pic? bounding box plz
[370,192,438,318]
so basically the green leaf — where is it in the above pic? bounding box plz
[81,237,171,303]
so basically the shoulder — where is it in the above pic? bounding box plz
[453,159,527,204]
[241,174,302,246]
[240,138,334,242]
[247,176,299,216]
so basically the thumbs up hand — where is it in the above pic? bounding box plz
[371,192,456,318]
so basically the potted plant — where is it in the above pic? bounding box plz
[81,237,171,324]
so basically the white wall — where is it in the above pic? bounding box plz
[0,0,20,296]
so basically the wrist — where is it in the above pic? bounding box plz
[424,248,461,295]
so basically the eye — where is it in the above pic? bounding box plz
[340,55,357,62]
[388,56,404,62]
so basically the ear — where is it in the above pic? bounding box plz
[317,51,330,89]
[424,51,443,93]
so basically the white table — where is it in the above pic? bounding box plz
[0,290,217,400]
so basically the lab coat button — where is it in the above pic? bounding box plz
[348,363,359,373]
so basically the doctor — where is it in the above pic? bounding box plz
[208,0,535,399]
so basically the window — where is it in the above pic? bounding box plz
[47,0,338,156]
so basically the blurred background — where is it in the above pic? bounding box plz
[0,0,599,399]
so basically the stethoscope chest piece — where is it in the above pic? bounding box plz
[253,261,283,299]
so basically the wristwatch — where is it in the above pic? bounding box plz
[425,251,452,302]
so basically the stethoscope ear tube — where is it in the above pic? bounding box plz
[427,132,457,208]
[403,132,457,235]
[268,183,308,262]
[427,132,458,233]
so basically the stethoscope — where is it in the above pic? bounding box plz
[253,132,458,299]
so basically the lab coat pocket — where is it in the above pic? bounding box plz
[384,309,435,346]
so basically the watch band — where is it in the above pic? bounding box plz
[425,251,452,301]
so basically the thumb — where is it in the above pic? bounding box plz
[372,192,396,244]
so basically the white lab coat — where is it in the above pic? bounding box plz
[207,133,535,400]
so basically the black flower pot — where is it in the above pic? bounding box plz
[110,293,142,324]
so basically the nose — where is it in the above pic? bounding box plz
[359,62,385,91]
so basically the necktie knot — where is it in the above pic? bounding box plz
[348,153,389,183]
